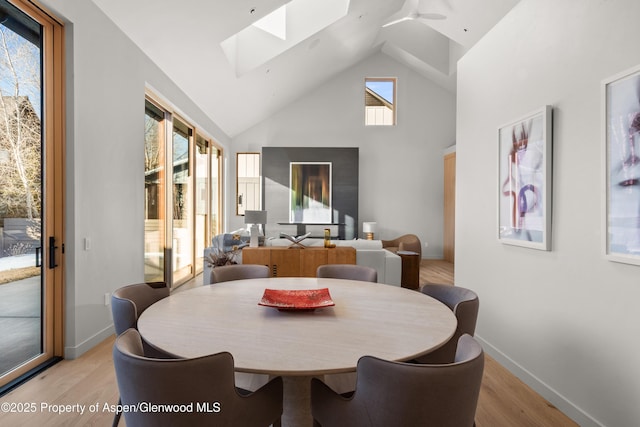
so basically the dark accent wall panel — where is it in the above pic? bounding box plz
[262,147,359,239]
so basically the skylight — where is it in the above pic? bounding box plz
[221,0,350,76]
[252,5,287,41]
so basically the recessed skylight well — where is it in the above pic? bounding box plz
[253,5,287,41]
[221,0,350,76]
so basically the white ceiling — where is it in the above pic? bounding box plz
[91,0,519,137]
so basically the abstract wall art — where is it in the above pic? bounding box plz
[289,162,332,223]
[498,105,552,250]
[604,65,640,265]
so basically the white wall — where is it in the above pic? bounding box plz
[232,53,456,258]
[456,0,640,425]
[40,0,231,358]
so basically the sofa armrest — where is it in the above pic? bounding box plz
[383,250,402,286]
[355,250,384,284]
[356,249,401,286]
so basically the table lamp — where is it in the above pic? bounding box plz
[245,210,267,247]
[363,222,377,240]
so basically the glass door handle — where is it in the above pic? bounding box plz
[49,236,58,269]
[35,246,42,268]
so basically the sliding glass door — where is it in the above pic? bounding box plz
[144,100,166,283]
[195,135,209,275]
[144,97,222,287]
[171,118,193,284]
[210,145,221,244]
[0,0,64,390]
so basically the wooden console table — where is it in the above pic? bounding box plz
[243,246,356,277]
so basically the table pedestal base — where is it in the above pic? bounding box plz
[281,376,314,427]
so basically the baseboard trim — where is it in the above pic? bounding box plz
[475,335,603,427]
[64,324,115,359]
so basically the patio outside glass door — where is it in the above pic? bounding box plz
[0,0,64,390]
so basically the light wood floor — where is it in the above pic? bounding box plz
[420,258,456,287]
[0,260,577,426]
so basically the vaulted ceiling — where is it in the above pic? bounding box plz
[91,0,519,137]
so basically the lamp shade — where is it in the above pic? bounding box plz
[244,210,267,224]
[362,222,377,233]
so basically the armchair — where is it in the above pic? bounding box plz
[381,233,422,258]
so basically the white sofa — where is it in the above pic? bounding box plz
[203,236,401,286]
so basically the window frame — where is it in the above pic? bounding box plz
[364,77,397,126]
[236,152,261,216]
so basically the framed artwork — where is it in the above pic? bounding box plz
[289,162,332,223]
[498,105,552,250]
[603,65,640,265]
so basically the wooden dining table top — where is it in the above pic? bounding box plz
[137,277,457,376]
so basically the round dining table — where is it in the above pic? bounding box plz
[137,277,457,426]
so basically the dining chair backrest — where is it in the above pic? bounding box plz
[111,282,169,335]
[416,284,479,364]
[113,328,283,427]
[311,334,484,427]
[210,264,271,284]
[110,283,174,426]
[111,282,174,363]
[316,264,377,283]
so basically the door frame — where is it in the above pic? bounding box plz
[0,0,65,389]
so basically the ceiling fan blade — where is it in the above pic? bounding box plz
[382,0,419,28]
[382,16,413,28]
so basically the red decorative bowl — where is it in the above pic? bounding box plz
[258,288,335,311]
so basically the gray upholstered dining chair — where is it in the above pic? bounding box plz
[111,282,168,334]
[210,264,270,284]
[315,263,377,394]
[113,328,284,427]
[415,284,479,364]
[316,264,377,283]
[310,334,484,427]
[111,281,173,357]
[110,282,173,426]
